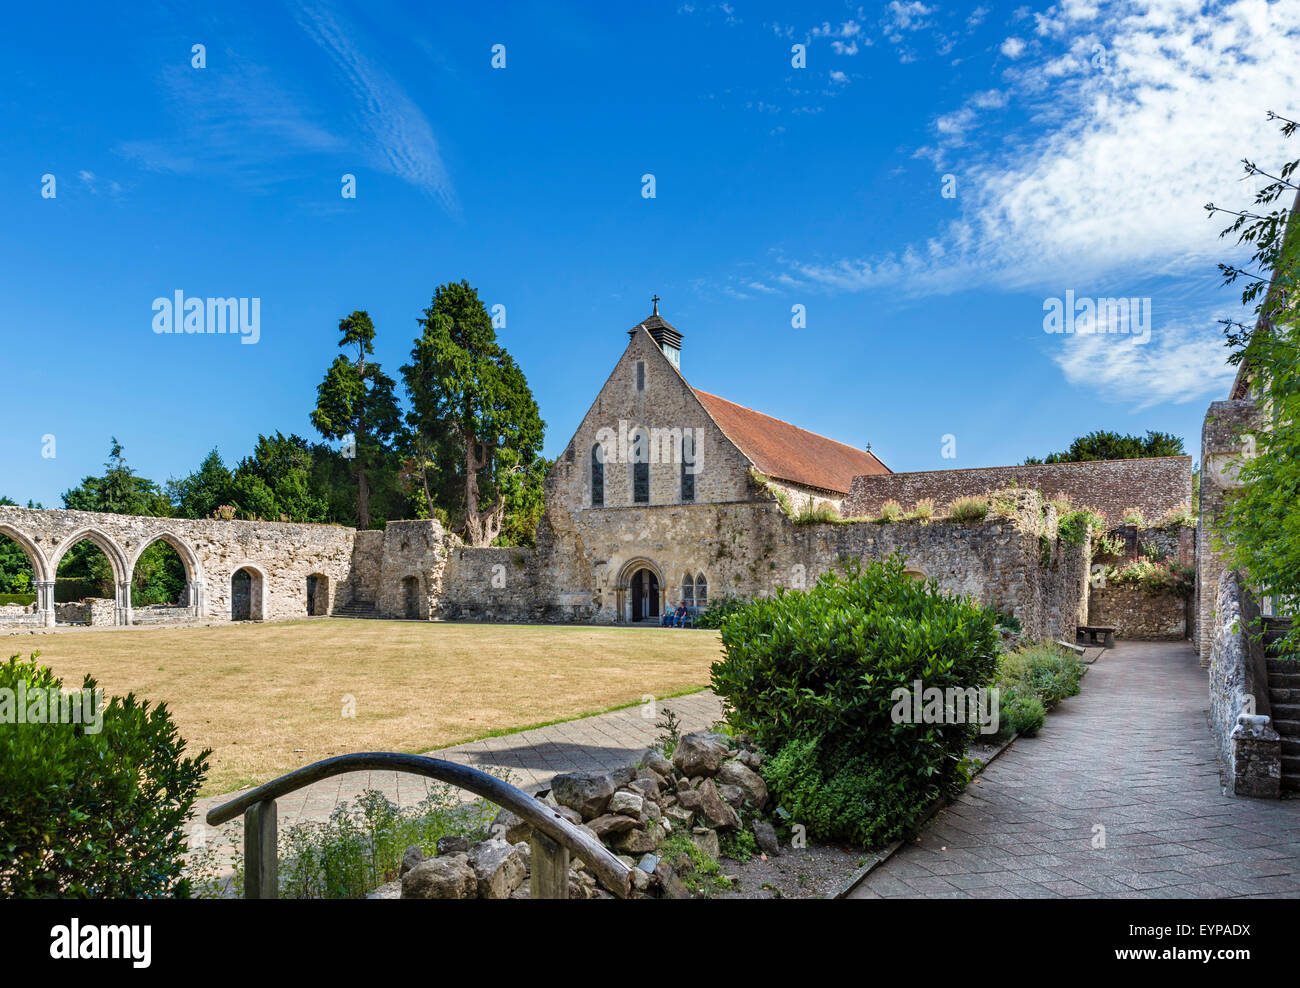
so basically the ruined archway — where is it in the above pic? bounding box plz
[307,573,330,616]
[51,529,128,626]
[615,557,664,623]
[130,532,202,623]
[401,575,422,619]
[231,566,266,621]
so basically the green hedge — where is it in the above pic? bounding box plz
[711,556,999,846]
[0,653,210,897]
[0,593,36,607]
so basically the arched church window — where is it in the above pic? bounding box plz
[636,361,646,391]
[695,573,708,606]
[681,573,694,606]
[591,444,604,507]
[632,429,649,503]
[681,431,695,502]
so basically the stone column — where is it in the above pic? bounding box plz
[187,579,205,620]
[34,580,55,627]
[116,581,133,627]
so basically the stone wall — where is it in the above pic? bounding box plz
[1197,399,1266,663]
[845,456,1193,526]
[1087,585,1187,640]
[1208,568,1281,798]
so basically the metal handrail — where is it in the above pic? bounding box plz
[206,752,632,899]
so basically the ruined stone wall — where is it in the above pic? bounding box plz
[1197,399,1266,662]
[348,529,386,605]
[846,456,1192,526]
[1087,585,1187,640]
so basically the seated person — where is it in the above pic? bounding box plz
[673,602,689,627]
[660,603,676,627]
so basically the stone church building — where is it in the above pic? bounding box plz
[0,303,1193,642]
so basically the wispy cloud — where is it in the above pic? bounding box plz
[289,0,456,213]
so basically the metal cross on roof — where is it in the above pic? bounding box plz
[651,294,660,314]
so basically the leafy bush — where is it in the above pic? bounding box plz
[712,557,998,847]
[999,692,1046,736]
[0,653,210,897]
[1152,505,1195,529]
[1106,556,1195,595]
[0,593,36,607]
[998,643,1084,710]
[718,828,759,863]
[947,496,988,522]
[692,594,749,630]
[1058,507,1106,547]
[986,607,1022,633]
[1121,506,1147,527]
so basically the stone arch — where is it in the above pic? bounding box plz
[400,574,423,619]
[903,567,927,582]
[306,572,331,616]
[129,531,205,620]
[50,527,130,586]
[230,564,267,621]
[50,527,131,625]
[0,523,51,583]
[694,571,709,606]
[615,556,664,623]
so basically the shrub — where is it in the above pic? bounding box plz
[0,593,36,607]
[947,496,988,522]
[907,498,935,521]
[998,643,1085,709]
[794,501,842,525]
[1106,556,1195,596]
[692,594,749,630]
[1058,507,1106,547]
[0,653,210,897]
[875,500,903,523]
[1121,507,1147,527]
[712,557,998,846]
[999,691,1046,737]
[985,607,1022,633]
[1152,505,1195,529]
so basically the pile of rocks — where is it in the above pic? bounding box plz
[399,732,779,899]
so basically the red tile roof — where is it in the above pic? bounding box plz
[693,389,890,494]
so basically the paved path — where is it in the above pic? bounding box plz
[850,641,1300,899]
[192,690,723,833]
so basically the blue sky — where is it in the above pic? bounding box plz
[3,0,1298,506]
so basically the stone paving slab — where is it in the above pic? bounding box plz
[849,641,1300,899]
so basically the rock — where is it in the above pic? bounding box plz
[401,854,477,899]
[630,866,651,891]
[655,860,692,899]
[555,805,584,826]
[608,791,644,817]
[629,775,661,800]
[666,805,695,830]
[644,800,663,823]
[399,845,424,878]
[615,828,658,854]
[637,852,661,874]
[691,827,721,861]
[491,807,532,844]
[435,835,471,856]
[641,748,674,777]
[587,813,639,838]
[753,819,780,857]
[687,778,740,829]
[468,839,527,899]
[671,733,730,778]
[676,787,705,812]
[718,759,769,810]
[672,851,694,873]
[513,841,532,871]
[551,770,617,819]
[738,749,764,770]
[718,783,746,808]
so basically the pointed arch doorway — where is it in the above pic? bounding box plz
[630,568,660,623]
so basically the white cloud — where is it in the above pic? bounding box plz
[829,70,849,85]
[1050,315,1237,409]
[290,0,456,211]
[884,1,933,33]
[1000,36,1027,58]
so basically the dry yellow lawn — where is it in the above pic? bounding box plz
[12,620,723,796]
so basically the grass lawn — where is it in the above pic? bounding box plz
[13,620,723,796]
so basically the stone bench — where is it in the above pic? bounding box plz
[1078,624,1115,648]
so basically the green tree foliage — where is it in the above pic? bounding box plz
[0,497,35,594]
[0,654,210,897]
[402,281,545,546]
[311,311,402,530]
[1206,112,1300,652]
[1023,429,1185,465]
[165,449,234,519]
[62,439,171,517]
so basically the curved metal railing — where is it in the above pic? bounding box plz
[206,752,632,899]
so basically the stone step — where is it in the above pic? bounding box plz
[1282,737,1300,758]
[1271,688,1300,704]
[1282,775,1300,793]
[1268,671,1300,689]
[1273,719,1300,737]
[1271,703,1300,723]
[333,600,378,619]
[1282,755,1300,777]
